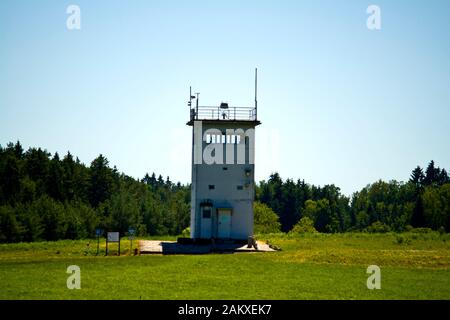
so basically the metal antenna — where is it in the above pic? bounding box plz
[195,92,200,118]
[254,68,258,120]
[189,86,192,108]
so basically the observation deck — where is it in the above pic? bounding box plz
[187,104,260,126]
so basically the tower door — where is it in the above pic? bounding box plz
[217,209,232,239]
[200,207,212,238]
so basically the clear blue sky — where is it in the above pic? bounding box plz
[1,0,449,195]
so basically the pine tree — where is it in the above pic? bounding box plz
[47,153,64,201]
[424,160,440,186]
[24,147,51,196]
[0,155,21,203]
[259,181,273,206]
[157,175,164,188]
[268,173,284,229]
[411,194,425,228]
[74,157,89,202]
[142,173,151,185]
[62,152,75,200]
[149,173,157,188]
[14,141,24,160]
[438,169,449,185]
[410,166,424,187]
[280,179,299,231]
[89,154,113,207]
[165,176,173,189]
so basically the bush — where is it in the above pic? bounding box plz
[410,227,433,234]
[181,227,190,238]
[367,221,391,233]
[290,217,318,234]
[254,202,281,234]
[395,235,412,245]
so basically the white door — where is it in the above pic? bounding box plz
[217,209,232,239]
[200,207,212,238]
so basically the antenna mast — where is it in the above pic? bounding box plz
[195,92,200,118]
[254,68,258,120]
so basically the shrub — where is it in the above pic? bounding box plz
[254,202,281,234]
[367,221,391,233]
[290,217,318,234]
[395,235,412,245]
[181,227,190,238]
[410,227,433,234]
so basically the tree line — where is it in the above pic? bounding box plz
[0,141,190,242]
[1,141,449,242]
[256,161,450,233]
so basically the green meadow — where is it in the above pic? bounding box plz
[1,232,449,300]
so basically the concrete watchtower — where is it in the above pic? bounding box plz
[187,69,261,241]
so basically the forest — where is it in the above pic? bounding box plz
[0,141,449,242]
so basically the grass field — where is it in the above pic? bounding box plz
[1,232,449,300]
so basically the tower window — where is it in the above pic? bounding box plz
[223,167,228,171]
[208,185,215,190]
[203,209,211,219]
[237,185,243,190]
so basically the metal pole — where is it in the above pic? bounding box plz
[255,68,258,120]
[196,93,199,119]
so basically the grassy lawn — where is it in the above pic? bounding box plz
[0,232,449,300]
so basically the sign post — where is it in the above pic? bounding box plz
[106,232,120,256]
[95,228,103,255]
[128,227,136,255]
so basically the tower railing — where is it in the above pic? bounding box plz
[191,106,257,121]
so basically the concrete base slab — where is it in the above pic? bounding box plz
[139,240,276,254]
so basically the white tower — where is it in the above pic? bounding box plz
[187,70,261,241]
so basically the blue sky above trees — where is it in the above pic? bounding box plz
[1,0,449,195]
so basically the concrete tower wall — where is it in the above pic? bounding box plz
[190,120,257,240]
